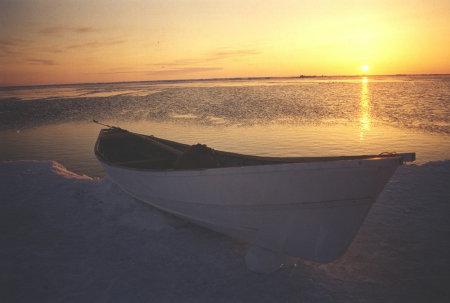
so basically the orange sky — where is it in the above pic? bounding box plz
[1,0,449,86]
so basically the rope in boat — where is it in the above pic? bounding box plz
[378,152,397,156]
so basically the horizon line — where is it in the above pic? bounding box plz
[1,73,449,89]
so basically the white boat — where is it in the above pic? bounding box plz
[94,125,415,263]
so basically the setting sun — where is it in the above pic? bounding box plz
[362,65,369,72]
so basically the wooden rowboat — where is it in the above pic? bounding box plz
[94,125,415,263]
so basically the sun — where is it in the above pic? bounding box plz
[361,65,369,72]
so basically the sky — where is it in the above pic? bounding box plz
[1,0,449,86]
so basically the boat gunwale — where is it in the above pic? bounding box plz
[94,128,412,175]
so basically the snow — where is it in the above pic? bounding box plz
[245,246,297,274]
[1,160,449,302]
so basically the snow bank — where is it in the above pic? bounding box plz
[1,160,449,302]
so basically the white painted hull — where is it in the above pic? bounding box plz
[100,157,402,263]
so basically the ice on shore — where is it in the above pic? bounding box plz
[1,160,449,302]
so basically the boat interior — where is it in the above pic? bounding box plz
[95,127,415,170]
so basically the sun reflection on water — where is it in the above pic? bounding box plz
[359,77,371,140]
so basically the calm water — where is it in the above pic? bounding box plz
[1,75,449,177]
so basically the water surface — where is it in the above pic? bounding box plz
[1,75,449,176]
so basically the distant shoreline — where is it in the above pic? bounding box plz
[1,73,449,89]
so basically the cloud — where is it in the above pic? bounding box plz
[156,58,205,67]
[0,48,19,56]
[0,38,35,58]
[145,48,260,78]
[0,38,34,47]
[152,48,261,68]
[91,67,222,76]
[25,58,57,65]
[207,49,261,60]
[74,27,96,33]
[39,26,66,35]
[88,70,143,75]
[38,47,66,54]
[148,67,223,76]
[39,26,98,35]
[66,40,125,49]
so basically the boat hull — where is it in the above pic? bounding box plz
[100,157,401,263]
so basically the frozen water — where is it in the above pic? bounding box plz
[245,246,297,274]
[1,160,449,302]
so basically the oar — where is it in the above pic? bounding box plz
[92,119,123,130]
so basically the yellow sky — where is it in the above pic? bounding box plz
[1,0,449,86]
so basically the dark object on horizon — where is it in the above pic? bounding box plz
[298,75,318,78]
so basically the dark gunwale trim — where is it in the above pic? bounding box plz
[94,128,415,172]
